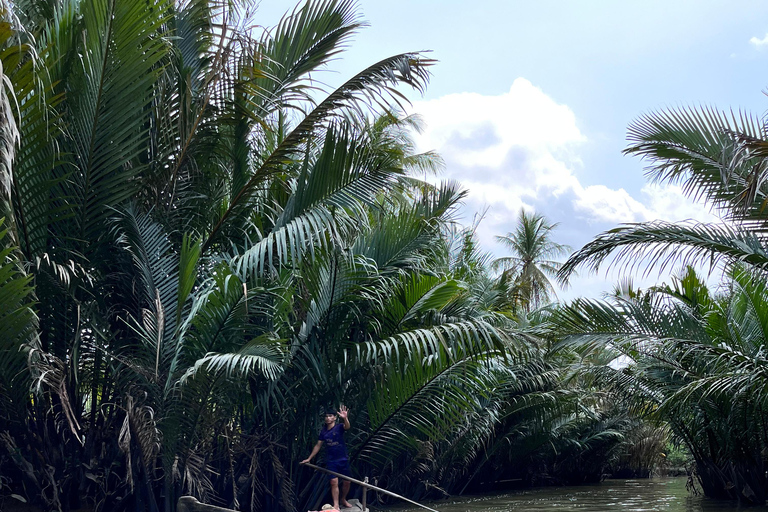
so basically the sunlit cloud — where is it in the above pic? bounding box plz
[750,33,768,48]
[409,78,719,298]
[412,78,585,170]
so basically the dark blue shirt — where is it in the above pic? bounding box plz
[318,423,348,462]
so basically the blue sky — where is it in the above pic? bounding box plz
[256,0,768,299]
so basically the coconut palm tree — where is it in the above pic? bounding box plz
[493,209,571,313]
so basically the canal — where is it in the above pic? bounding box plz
[386,478,768,512]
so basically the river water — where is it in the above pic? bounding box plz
[386,478,768,512]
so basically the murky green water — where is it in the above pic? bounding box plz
[387,478,768,512]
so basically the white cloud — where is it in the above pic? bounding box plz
[750,33,768,48]
[641,184,717,223]
[572,183,717,225]
[409,78,721,298]
[411,78,588,220]
[573,185,649,223]
[412,78,585,170]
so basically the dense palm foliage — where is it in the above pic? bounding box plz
[557,104,768,504]
[0,1,636,511]
[0,0,482,509]
[551,267,768,504]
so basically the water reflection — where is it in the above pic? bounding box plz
[387,478,768,512]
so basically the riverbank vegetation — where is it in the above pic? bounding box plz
[554,106,768,505]
[0,0,766,511]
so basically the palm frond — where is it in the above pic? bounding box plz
[559,220,768,281]
[5,15,68,258]
[180,333,285,383]
[625,106,768,229]
[0,219,36,425]
[349,319,501,366]
[378,274,465,332]
[203,51,433,250]
[357,356,501,467]
[66,0,172,247]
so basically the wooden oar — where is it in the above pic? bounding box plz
[300,462,439,512]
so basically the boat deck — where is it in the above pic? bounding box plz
[313,498,367,512]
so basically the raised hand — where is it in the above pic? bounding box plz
[338,404,348,419]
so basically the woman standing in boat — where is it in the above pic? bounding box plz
[302,405,353,511]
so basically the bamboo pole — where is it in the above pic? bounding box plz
[300,462,439,512]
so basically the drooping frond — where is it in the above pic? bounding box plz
[357,356,501,466]
[0,47,19,205]
[559,220,768,281]
[625,106,768,230]
[349,319,502,366]
[378,274,466,332]
[180,333,285,383]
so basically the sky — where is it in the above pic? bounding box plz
[255,0,768,300]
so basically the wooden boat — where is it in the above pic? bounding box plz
[179,465,437,512]
[311,498,368,512]
[302,463,438,512]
